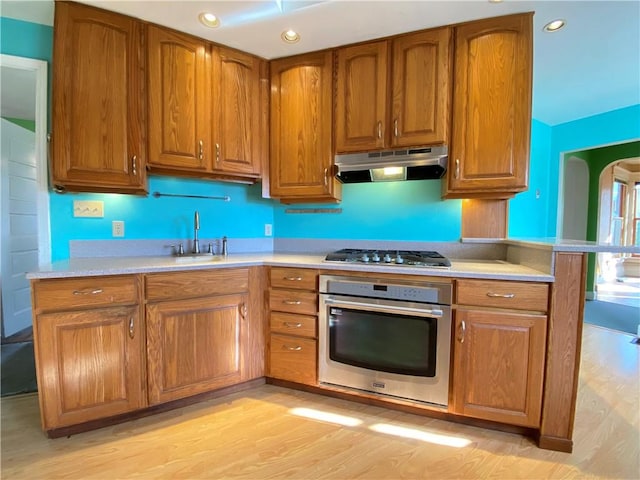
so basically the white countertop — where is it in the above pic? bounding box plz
[26,253,554,282]
[464,237,640,253]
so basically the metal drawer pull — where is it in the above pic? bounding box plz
[283,345,302,351]
[284,322,303,328]
[73,288,103,296]
[215,143,220,163]
[486,292,516,299]
[283,300,302,305]
[455,158,460,179]
[198,140,204,160]
[459,320,466,343]
[129,317,134,339]
[377,121,382,139]
[284,276,303,281]
[131,155,137,176]
[394,119,399,137]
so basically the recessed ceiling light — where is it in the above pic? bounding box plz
[543,19,566,32]
[488,0,504,3]
[281,29,300,43]
[199,12,220,28]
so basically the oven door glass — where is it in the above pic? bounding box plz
[328,306,437,377]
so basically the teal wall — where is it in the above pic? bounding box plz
[274,180,462,241]
[50,177,274,261]
[545,105,640,238]
[508,119,552,238]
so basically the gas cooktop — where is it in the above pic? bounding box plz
[324,249,451,268]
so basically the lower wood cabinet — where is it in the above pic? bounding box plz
[267,267,319,385]
[146,293,247,404]
[31,275,146,431]
[452,308,547,427]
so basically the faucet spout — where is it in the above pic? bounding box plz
[193,210,200,253]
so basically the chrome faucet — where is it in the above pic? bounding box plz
[193,210,200,254]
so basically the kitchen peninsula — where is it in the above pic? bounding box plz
[27,238,635,453]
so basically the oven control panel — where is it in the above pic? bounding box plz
[321,276,452,305]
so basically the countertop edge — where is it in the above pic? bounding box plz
[26,254,554,282]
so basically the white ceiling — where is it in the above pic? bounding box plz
[1,0,639,126]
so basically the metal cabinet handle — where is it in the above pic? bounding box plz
[377,121,382,139]
[129,317,134,339]
[72,288,103,296]
[284,322,303,328]
[394,119,399,137]
[459,320,466,343]
[324,168,328,186]
[455,159,460,179]
[283,345,302,351]
[486,292,516,299]
[284,276,303,281]
[198,140,204,161]
[239,303,248,319]
[132,155,137,176]
[215,143,220,164]
[283,300,302,305]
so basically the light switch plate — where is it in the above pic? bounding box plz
[73,200,104,218]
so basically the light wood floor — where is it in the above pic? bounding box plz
[2,324,638,479]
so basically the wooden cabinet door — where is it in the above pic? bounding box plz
[52,1,146,193]
[147,25,211,171]
[391,28,452,148]
[446,13,532,197]
[270,51,340,202]
[146,294,246,405]
[211,46,261,177]
[452,308,546,427]
[35,306,145,430]
[335,41,388,152]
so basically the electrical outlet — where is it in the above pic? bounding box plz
[265,224,272,237]
[112,220,125,237]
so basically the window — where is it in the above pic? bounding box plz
[610,179,627,246]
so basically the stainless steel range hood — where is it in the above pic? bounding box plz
[334,146,447,183]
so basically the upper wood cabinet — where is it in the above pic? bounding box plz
[444,13,533,199]
[269,51,341,203]
[211,46,262,178]
[335,28,452,153]
[147,27,263,182]
[52,1,147,194]
[147,25,211,172]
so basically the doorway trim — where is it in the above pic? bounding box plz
[1,54,50,265]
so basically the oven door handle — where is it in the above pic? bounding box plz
[323,298,444,318]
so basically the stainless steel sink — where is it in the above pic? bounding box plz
[172,254,223,264]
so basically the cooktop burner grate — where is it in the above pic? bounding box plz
[324,249,451,268]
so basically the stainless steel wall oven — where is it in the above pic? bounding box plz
[319,275,452,407]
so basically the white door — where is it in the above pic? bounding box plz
[1,119,39,336]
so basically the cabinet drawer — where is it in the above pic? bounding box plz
[269,334,317,385]
[457,279,549,312]
[33,275,139,312]
[270,267,318,291]
[146,268,249,302]
[269,289,317,315]
[270,312,317,338]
